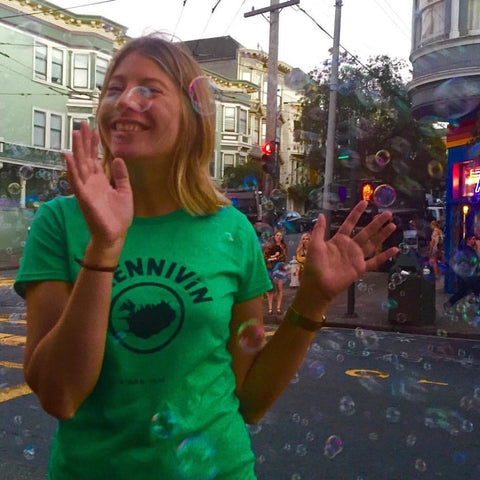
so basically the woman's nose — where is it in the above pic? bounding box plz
[115,86,153,112]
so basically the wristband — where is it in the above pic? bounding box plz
[285,306,325,332]
[75,257,118,272]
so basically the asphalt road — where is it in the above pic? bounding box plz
[1,269,480,480]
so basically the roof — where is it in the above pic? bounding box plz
[182,36,244,62]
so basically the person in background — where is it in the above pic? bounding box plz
[444,235,480,311]
[14,33,398,480]
[263,230,288,314]
[295,232,311,284]
[428,220,444,280]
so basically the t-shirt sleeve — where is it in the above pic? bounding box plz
[14,201,71,298]
[234,216,272,303]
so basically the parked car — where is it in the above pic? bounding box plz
[277,211,303,233]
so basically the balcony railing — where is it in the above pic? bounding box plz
[0,142,64,169]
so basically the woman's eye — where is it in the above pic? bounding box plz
[105,86,123,97]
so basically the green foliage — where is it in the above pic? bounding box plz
[297,53,446,204]
[222,160,263,190]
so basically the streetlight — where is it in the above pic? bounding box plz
[462,204,469,239]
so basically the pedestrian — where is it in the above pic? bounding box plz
[295,232,311,283]
[428,220,444,280]
[444,235,480,311]
[263,230,288,314]
[13,33,398,480]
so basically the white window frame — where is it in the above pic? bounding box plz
[95,56,110,90]
[418,0,446,44]
[468,0,480,32]
[223,153,235,169]
[33,109,64,150]
[239,108,248,135]
[33,41,65,85]
[72,52,90,89]
[224,106,236,132]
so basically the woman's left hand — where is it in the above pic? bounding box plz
[293,201,398,317]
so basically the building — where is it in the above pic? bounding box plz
[0,0,127,208]
[408,0,480,292]
[183,36,308,210]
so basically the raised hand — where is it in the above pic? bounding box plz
[63,122,133,249]
[295,201,398,313]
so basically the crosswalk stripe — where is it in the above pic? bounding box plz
[0,383,32,403]
[0,333,26,347]
[0,360,23,369]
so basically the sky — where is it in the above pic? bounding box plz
[53,0,413,74]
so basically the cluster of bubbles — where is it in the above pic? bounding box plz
[149,411,218,480]
[450,246,480,278]
[248,326,479,479]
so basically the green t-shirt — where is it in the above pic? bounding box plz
[15,196,272,480]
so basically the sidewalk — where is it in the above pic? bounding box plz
[264,271,480,340]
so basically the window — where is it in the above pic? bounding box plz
[33,111,46,147]
[468,0,480,31]
[224,107,236,132]
[51,48,64,84]
[419,0,446,44]
[34,43,47,81]
[223,153,235,168]
[73,53,89,89]
[50,114,62,149]
[95,57,109,89]
[33,110,63,150]
[239,109,247,135]
[34,42,64,84]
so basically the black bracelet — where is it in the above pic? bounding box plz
[285,306,325,332]
[75,257,118,272]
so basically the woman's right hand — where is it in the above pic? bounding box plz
[63,122,133,252]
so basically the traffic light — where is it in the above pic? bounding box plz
[361,182,374,202]
[261,141,275,174]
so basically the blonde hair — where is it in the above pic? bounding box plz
[97,33,230,215]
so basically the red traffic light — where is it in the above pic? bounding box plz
[261,141,275,156]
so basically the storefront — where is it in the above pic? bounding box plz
[445,117,480,292]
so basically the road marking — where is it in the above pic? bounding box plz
[0,384,32,403]
[345,369,390,379]
[0,360,23,369]
[418,379,449,386]
[0,278,14,287]
[0,333,26,347]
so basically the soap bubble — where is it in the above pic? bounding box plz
[324,435,343,459]
[188,76,218,116]
[450,248,479,277]
[150,410,178,440]
[23,445,35,460]
[7,183,21,195]
[427,160,444,179]
[19,166,34,180]
[373,184,396,207]
[123,86,154,112]
[176,434,218,480]
[237,319,265,354]
[339,395,356,416]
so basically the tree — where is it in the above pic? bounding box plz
[298,53,447,208]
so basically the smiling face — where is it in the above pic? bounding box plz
[97,51,182,165]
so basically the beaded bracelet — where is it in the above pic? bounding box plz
[285,305,325,332]
[75,257,118,272]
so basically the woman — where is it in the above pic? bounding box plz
[429,220,444,279]
[14,34,398,479]
[295,232,311,284]
[263,230,288,314]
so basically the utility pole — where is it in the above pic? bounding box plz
[322,1,342,219]
[245,0,300,198]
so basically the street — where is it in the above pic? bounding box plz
[1,267,480,480]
